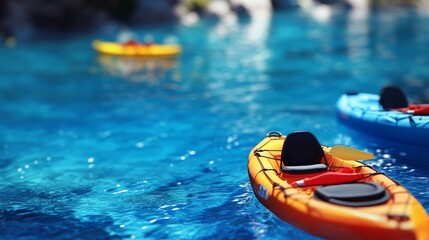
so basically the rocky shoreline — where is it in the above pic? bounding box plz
[0,0,424,42]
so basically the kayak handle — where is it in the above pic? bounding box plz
[267,131,282,137]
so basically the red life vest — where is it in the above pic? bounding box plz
[396,103,429,115]
[123,40,139,46]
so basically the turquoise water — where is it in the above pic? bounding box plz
[1,8,429,239]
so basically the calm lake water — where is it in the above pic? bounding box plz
[0,7,428,240]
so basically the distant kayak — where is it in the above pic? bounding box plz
[248,131,429,240]
[92,40,181,57]
[336,86,429,147]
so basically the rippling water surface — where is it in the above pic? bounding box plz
[0,8,428,240]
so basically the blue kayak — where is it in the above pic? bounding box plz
[336,92,429,147]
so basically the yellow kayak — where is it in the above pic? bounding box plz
[248,131,429,240]
[92,40,181,57]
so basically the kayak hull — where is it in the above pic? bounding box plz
[248,134,429,240]
[92,40,181,57]
[336,93,429,147]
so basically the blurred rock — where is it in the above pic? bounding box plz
[0,0,179,41]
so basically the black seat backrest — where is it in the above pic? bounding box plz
[379,85,408,110]
[281,131,325,166]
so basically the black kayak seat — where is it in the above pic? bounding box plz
[314,182,390,207]
[281,131,327,174]
[379,85,408,110]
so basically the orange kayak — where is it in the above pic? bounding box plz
[248,131,429,240]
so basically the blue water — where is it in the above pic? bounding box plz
[1,8,429,240]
